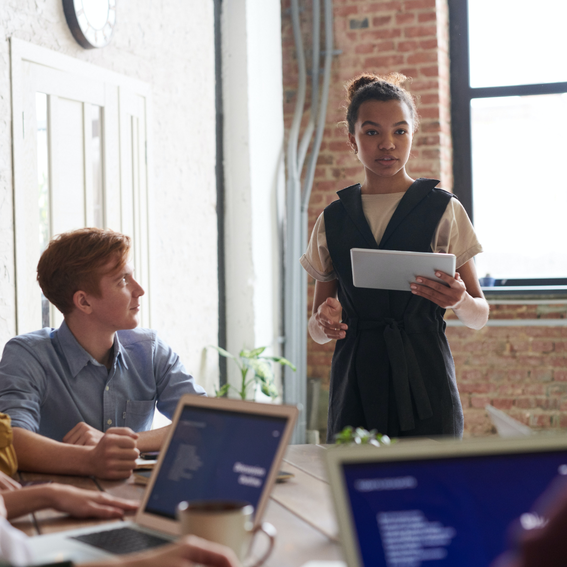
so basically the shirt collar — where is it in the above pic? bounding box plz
[56,321,127,378]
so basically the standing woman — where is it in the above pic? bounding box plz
[301,73,489,441]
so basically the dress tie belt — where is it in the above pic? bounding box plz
[347,317,434,432]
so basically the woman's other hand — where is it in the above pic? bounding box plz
[315,297,348,340]
[309,280,348,344]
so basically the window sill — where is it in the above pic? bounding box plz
[482,286,567,302]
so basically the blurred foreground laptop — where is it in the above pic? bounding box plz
[323,435,567,567]
[27,394,298,564]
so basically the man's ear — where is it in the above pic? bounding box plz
[73,290,93,315]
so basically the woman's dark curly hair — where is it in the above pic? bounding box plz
[344,72,419,134]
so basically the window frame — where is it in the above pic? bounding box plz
[448,0,567,295]
[10,38,153,332]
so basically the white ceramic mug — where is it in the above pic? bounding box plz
[177,500,275,567]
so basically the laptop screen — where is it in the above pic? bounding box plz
[144,405,288,520]
[341,450,567,566]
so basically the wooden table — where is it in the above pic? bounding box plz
[12,445,344,567]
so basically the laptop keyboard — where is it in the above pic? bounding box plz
[71,526,170,555]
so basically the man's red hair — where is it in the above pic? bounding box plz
[37,228,131,315]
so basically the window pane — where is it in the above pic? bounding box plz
[471,94,567,279]
[37,93,49,252]
[91,105,104,227]
[36,92,51,328]
[469,0,567,88]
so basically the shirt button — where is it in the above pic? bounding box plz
[107,419,112,425]
[105,386,110,391]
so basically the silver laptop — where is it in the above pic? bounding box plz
[351,248,456,291]
[325,435,567,567]
[27,395,298,563]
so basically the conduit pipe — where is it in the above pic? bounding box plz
[284,0,335,444]
[296,0,319,175]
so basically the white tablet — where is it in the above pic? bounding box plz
[350,248,456,291]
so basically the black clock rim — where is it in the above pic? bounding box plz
[62,0,109,50]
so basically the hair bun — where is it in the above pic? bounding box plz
[345,72,410,103]
[382,72,410,89]
[345,73,380,103]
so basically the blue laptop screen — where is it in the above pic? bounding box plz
[342,450,567,567]
[144,405,288,520]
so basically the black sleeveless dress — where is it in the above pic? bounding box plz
[323,178,464,440]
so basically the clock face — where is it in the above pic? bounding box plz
[63,0,116,49]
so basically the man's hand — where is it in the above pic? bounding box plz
[63,422,104,446]
[88,428,140,480]
[314,297,348,340]
[46,484,138,518]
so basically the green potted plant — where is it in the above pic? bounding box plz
[333,426,392,447]
[208,345,296,401]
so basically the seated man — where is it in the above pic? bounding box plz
[0,228,205,479]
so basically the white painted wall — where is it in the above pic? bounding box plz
[222,0,286,396]
[0,0,219,393]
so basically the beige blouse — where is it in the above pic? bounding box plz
[300,191,483,282]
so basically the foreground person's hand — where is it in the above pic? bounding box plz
[1,483,138,520]
[46,484,138,518]
[82,535,241,567]
[88,427,140,480]
[0,471,21,492]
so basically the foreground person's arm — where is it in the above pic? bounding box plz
[13,427,139,479]
[81,535,240,567]
[1,484,138,520]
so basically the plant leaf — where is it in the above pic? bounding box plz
[240,346,266,359]
[333,425,394,446]
[247,358,273,381]
[333,426,354,445]
[260,356,297,371]
[214,383,230,398]
[260,380,279,399]
[208,345,235,360]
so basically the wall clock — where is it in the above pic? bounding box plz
[63,0,116,49]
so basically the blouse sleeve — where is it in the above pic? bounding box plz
[431,197,483,269]
[300,212,337,282]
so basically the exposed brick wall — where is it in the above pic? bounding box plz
[281,0,567,437]
[447,305,567,436]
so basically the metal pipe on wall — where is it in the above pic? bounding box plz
[296,0,319,175]
[284,0,335,444]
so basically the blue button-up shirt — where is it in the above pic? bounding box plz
[0,322,206,442]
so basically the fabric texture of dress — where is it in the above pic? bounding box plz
[323,178,464,441]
